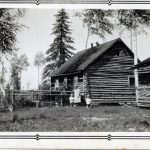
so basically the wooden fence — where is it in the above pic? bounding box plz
[14,90,73,106]
[0,90,73,108]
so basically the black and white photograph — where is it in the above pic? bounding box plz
[1,7,150,133]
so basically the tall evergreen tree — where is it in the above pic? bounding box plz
[0,8,25,57]
[43,9,75,81]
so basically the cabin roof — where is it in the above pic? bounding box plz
[51,38,134,77]
[133,57,150,69]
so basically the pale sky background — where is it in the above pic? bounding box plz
[5,8,150,89]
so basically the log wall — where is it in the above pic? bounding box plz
[87,42,136,104]
[78,74,84,93]
[83,71,89,95]
[136,67,150,107]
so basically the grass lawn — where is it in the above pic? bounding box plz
[0,105,150,131]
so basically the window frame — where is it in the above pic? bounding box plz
[128,75,135,87]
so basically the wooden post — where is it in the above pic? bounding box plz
[74,76,78,89]
[49,77,51,103]
[133,22,139,105]
[135,28,139,104]
[49,77,51,91]
[11,90,14,105]
[32,90,34,102]
[36,100,39,109]
[64,77,67,89]
[60,91,63,107]
[130,28,132,50]
[49,90,51,105]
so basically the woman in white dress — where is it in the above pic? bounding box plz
[85,94,92,108]
[74,86,81,106]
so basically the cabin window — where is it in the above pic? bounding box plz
[119,50,125,56]
[117,50,126,56]
[128,76,135,87]
[139,73,150,86]
[117,51,120,56]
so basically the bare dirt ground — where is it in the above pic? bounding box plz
[0,105,150,131]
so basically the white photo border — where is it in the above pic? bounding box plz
[1,0,150,5]
[0,1,150,149]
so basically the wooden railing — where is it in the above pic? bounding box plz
[11,90,74,106]
[0,90,75,108]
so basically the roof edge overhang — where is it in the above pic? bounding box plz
[130,59,148,70]
[131,64,148,69]
[51,70,82,78]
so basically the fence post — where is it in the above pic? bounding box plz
[49,90,51,104]
[32,90,34,102]
[11,90,14,105]
[61,91,63,107]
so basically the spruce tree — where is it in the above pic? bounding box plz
[43,9,75,81]
[0,8,25,56]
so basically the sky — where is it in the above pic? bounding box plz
[5,8,150,89]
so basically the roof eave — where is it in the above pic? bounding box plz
[51,70,83,78]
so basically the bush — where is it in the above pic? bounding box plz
[15,97,34,109]
[23,100,34,107]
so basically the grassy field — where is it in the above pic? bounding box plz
[0,105,150,131]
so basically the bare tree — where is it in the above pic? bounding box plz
[0,8,25,96]
[10,54,29,90]
[34,51,44,90]
[76,9,114,48]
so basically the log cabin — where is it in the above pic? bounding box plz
[50,38,136,104]
[133,57,150,107]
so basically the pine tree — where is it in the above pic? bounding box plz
[0,8,25,56]
[43,9,75,81]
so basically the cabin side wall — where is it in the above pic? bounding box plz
[87,42,136,104]
[136,66,150,106]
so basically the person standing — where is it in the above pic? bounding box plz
[74,86,81,107]
[69,93,74,107]
[86,94,92,108]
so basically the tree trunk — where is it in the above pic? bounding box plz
[38,65,39,90]
[85,24,90,49]
[130,28,132,50]
[134,26,139,104]
[20,71,22,90]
